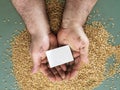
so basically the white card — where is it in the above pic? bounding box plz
[46,45,74,68]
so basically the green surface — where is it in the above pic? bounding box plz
[0,0,120,90]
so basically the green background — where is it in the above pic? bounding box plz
[0,0,120,90]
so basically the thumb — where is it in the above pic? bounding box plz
[31,45,47,74]
[32,64,40,74]
[31,53,42,74]
[80,55,89,64]
[79,47,89,64]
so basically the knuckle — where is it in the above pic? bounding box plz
[56,66,61,71]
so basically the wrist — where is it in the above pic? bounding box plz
[61,19,83,30]
[31,29,50,37]
[28,24,50,37]
[31,30,50,43]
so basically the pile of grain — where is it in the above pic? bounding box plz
[11,0,120,90]
[11,22,120,90]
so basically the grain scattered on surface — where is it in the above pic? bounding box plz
[11,22,120,90]
[10,0,120,90]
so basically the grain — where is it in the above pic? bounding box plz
[0,35,2,39]
[11,22,120,90]
[109,18,114,21]
[10,0,120,90]
[14,22,17,24]
[2,18,6,23]
[7,19,10,22]
[19,22,23,25]
[45,0,65,34]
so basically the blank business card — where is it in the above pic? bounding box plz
[46,45,74,68]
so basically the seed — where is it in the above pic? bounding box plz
[93,10,96,13]
[7,19,10,22]
[7,0,120,90]
[19,22,22,25]
[4,43,7,45]
[10,21,120,90]
[0,35,2,39]
[3,20,6,23]
[109,18,114,21]
[97,14,101,17]
[14,22,17,24]
[117,34,119,37]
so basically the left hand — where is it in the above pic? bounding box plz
[30,33,66,82]
[57,26,89,80]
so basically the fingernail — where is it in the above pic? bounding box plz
[62,75,65,79]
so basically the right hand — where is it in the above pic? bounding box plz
[30,33,66,82]
[57,26,89,80]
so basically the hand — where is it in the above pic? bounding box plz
[30,33,66,82]
[57,26,89,80]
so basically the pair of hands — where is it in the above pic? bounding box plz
[30,26,89,82]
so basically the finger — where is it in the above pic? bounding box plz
[64,64,73,80]
[32,65,40,74]
[72,57,81,70]
[40,63,51,75]
[55,66,66,79]
[79,47,89,64]
[48,73,56,82]
[68,58,80,79]
[66,61,74,71]
[66,51,78,71]
[69,70,78,79]
[60,64,67,71]
[31,49,43,74]
[46,68,56,82]
[41,59,47,64]
[32,56,41,74]
[49,43,57,49]
[72,51,80,58]
[50,68,58,75]
[51,68,62,81]
[40,64,56,82]
[65,71,71,80]
[69,61,74,66]
[67,65,73,72]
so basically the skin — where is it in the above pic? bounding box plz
[11,0,66,82]
[11,0,97,81]
[58,0,97,79]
